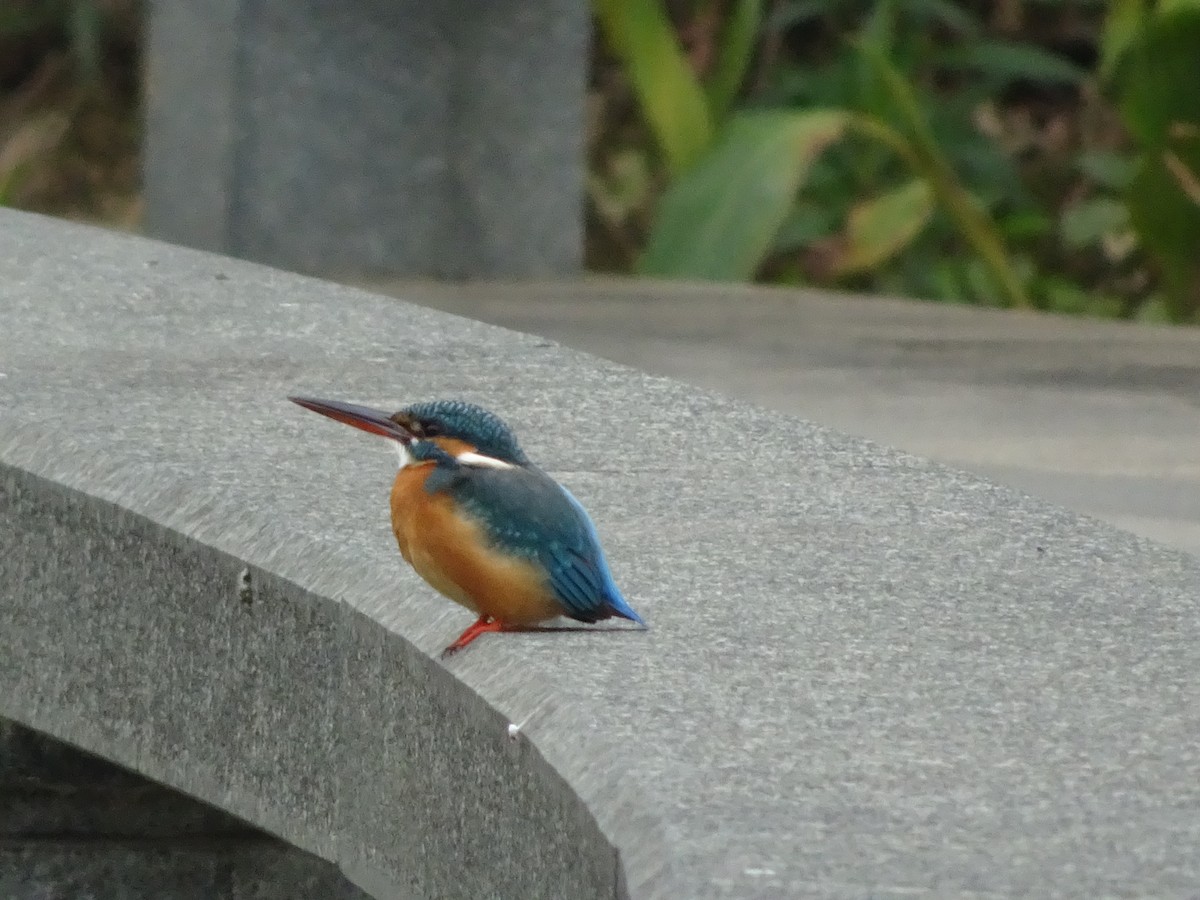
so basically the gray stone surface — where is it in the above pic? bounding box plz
[0,720,254,837]
[0,721,369,898]
[381,279,1200,558]
[0,843,370,899]
[143,0,586,278]
[3,208,1200,897]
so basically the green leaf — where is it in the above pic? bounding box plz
[1059,197,1131,248]
[937,39,1085,85]
[771,203,839,254]
[595,0,714,175]
[963,258,1005,306]
[855,0,898,120]
[1038,278,1125,318]
[1118,6,1200,147]
[998,209,1052,241]
[1133,294,1174,323]
[706,0,763,122]
[904,0,980,36]
[828,179,934,276]
[930,260,970,303]
[765,0,831,31]
[860,0,897,57]
[1126,139,1200,317]
[1076,150,1137,190]
[640,109,850,279]
[1100,0,1148,83]
[69,0,104,83]
[1115,4,1200,317]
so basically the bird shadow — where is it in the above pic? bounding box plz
[503,624,648,634]
[439,623,649,660]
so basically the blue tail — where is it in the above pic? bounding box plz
[604,586,646,626]
[557,483,647,627]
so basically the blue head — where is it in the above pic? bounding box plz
[394,400,530,466]
[289,396,531,466]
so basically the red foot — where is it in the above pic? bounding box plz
[441,615,506,658]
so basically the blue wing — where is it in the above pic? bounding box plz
[430,461,644,625]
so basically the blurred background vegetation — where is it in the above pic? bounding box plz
[2,0,1198,322]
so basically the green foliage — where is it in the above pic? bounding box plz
[641,109,849,279]
[706,0,763,121]
[591,0,1200,321]
[1110,2,1200,318]
[824,178,934,278]
[853,42,1031,307]
[936,39,1085,86]
[594,0,713,175]
[1100,0,1148,81]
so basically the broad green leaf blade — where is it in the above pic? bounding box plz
[905,0,980,35]
[1099,0,1147,82]
[1059,197,1131,249]
[1113,4,1200,317]
[595,0,713,175]
[706,0,763,122]
[640,110,849,280]
[938,39,1085,85]
[829,179,934,276]
[1101,0,1200,84]
[1118,6,1200,147]
[855,0,898,121]
[1126,138,1200,318]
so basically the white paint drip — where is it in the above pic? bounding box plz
[507,710,538,741]
[506,699,548,741]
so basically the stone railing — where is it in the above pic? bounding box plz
[143,0,586,278]
[4,208,1200,897]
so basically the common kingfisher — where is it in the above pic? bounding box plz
[289,396,646,656]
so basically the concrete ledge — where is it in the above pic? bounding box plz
[0,721,369,898]
[379,279,1200,557]
[3,209,1200,897]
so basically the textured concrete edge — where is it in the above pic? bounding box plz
[0,459,647,899]
[0,714,373,899]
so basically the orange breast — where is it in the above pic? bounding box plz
[389,465,562,625]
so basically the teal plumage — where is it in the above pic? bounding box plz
[406,412,643,626]
[290,395,646,654]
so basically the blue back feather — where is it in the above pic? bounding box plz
[414,445,642,625]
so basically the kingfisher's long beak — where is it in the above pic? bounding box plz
[289,396,414,442]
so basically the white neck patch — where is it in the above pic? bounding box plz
[455,451,515,470]
[392,442,512,471]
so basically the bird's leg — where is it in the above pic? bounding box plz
[441,615,506,657]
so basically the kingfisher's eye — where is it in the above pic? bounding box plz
[422,421,443,437]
